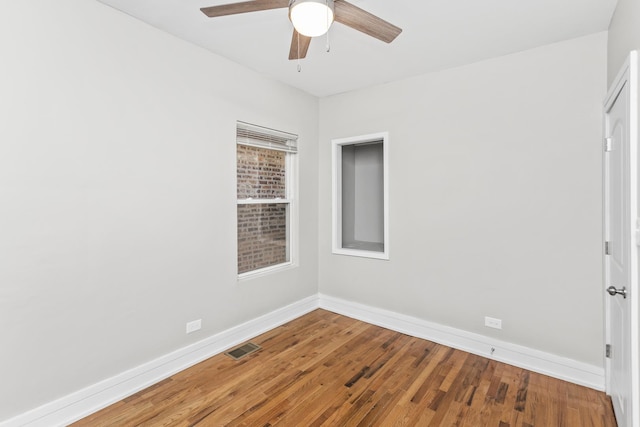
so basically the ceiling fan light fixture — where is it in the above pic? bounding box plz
[289,0,335,38]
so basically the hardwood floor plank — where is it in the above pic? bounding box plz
[72,310,618,427]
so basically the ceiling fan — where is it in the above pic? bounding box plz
[200,0,402,60]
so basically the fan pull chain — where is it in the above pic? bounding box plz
[326,0,331,52]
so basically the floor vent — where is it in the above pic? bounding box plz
[225,342,261,360]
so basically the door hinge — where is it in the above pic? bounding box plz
[606,344,612,358]
[604,137,612,152]
[605,241,611,255]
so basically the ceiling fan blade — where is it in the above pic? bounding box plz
[334,1,402,43]
[201,0,289,18]
[289,30,312,60]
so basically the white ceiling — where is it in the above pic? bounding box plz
[97,0,617,97]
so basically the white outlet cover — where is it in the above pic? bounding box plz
[484,316,502,330]
[186,319,202,334]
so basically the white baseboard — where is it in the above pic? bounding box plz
[3,293,606,426]
[318,293,605,391]
[0,295,319,427]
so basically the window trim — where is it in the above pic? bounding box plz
[236,123,298,279]
[332,132,389,260]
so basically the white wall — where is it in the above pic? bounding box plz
[607,0,640,85]
[0,0,318,421]
[319,33,607,367]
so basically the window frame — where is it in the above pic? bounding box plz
[236,122,298,279]
[332,132,389,260]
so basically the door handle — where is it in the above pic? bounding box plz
[607,286,628,299]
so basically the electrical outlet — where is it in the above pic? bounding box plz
[186,319,202,334]
[484,316,502,330]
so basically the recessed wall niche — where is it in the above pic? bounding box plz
[332,132,389,260]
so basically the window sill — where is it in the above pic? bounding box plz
[332,247,389,260]
[237,262,296,281]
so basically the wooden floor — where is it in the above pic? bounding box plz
[74,310,617,426]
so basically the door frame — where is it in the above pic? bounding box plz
[603,50,640,426]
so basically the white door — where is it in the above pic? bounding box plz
[604,51,639,427]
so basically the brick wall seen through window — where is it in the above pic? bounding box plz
[237,144,289,274]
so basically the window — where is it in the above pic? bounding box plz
[237,122,298,276]
[332,132,389,259]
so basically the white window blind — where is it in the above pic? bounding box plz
[237,121,298,153]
